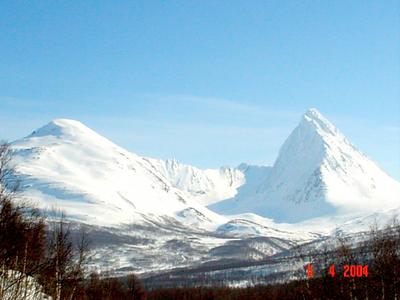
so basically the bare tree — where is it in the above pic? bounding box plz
[127,273,146,300]
[0,142,48,299]
[0,142,18,197]
[40,210,91,300]
[0,143,90,299]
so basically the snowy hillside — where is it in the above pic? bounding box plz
[7,118,323,274]
[211,108,400,222]
[7,111,400,276]
[11,119,226,228]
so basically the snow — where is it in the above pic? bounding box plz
[7,110,400,277]
[0,270,52,300]
[148,158,244,206]
[211,108,400,222]
[11,119,226,228]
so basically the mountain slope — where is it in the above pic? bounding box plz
[7,113,399,276]
[8,118,325,274]
[11,119,226,227]
[148,158,244,206]
[211,109,400,222]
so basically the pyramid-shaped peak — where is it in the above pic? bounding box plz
[303,108,329,123]
[304,108,324,119]
[300,108,338,137]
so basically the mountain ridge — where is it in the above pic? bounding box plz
[12,119,228,228]
[10,109,400,225]
[211,108,400,222]
[7,110,400,274]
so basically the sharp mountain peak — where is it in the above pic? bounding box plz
[299,108,341,138]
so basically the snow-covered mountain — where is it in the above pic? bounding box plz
[147,158,244,206]
[11,110,400,226]
[7,110,400,276]
[7,117,321,274]
[11,119,227,228]
[211,108,400,222]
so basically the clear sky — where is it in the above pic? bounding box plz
[1,1,399,179]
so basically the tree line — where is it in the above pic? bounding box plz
[145,218,400,299]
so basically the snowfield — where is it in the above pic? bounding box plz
[8,108,400,277]
[0,270,52,300]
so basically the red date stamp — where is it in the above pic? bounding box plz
[306,264,368,278]
[341,265,368,278]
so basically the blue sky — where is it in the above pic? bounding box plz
[1,1,399,179]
